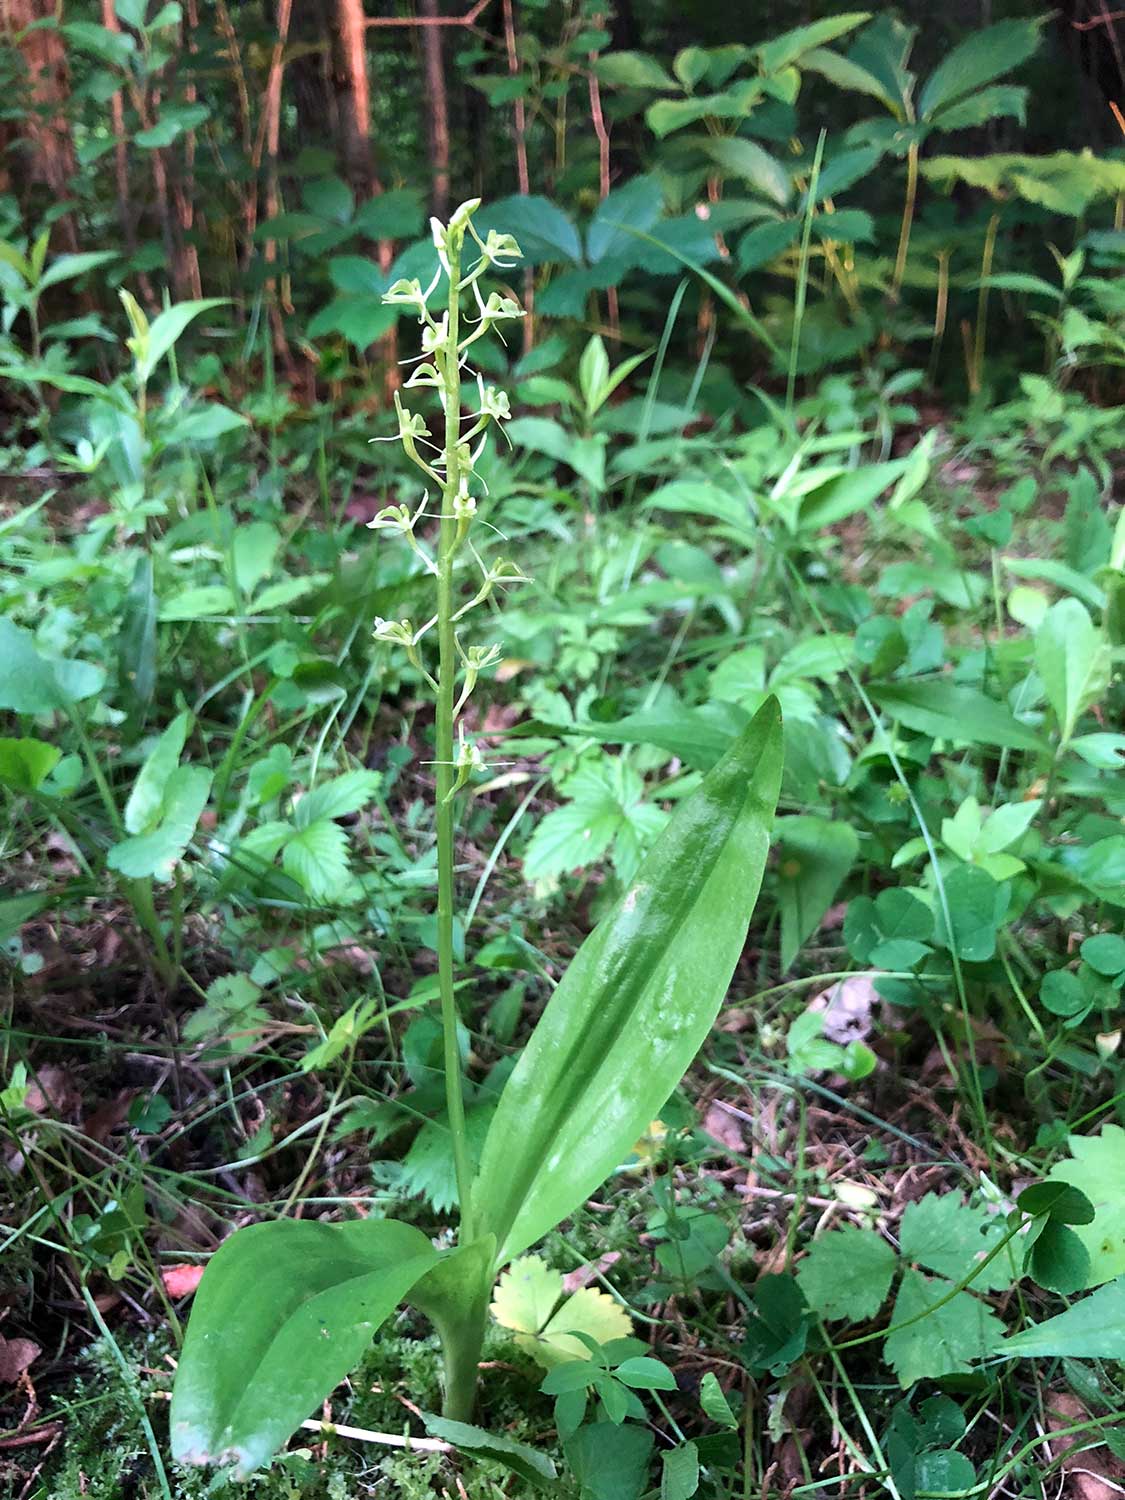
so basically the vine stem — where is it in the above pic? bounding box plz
[436,226,476,1245]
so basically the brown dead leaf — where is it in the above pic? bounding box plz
[561,1253,621,1295]
[24,1065,80,1119]
[161,1264,206,1299]
[1047,1392,1125,1500]
[810,974,880,1045]
[0,1337,39,1384]
[702,1102,745,1154]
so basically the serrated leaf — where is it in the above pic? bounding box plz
[293,770,382,829]
[281,818,350,901]
[899,1193,1016,1291]
[920,19,1042,121]
[884,1271,1004,1387]
[491,1254,633,1366]
[797,1224,898,1321]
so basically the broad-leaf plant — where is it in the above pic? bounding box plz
[170,201,783,1477]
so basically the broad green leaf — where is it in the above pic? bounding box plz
[796,1224,897,1321]
[931,83,1027,130]
[0,737,61,792]
[136,298,227,383]
[422,1415,558,1489]
[933,865,1009,963]
[281,818,351,901]
[1035,598,1112,745]
[37,251,118,295]
[107,765,211,882]
[171,1219,438,1476]
[645,80,765,138]
[702,138,791,206]
[776,816,859,970]
[798,458,912,532]
[919,19,1042,121]
[798,47,894,107]
[118,554,157,714]
[475,196,582,266]
[1080,934,1125,977]
[123,711,192,834]
[884,1271,1003,1387]
[508,416,607,491]
[0,619,102,712]
[594,51,677,90]
[699,1371,738,1428]
[1027,1221,1090,1296]
[1002,1276,1125,1359]
[294,769,381,827]
[586,176,664,264]
[135,103,210,148]
[170,404,248,443]
[1061,837,1125,906]
[642,479,752,532]
[661,1441,700,1500]
[252,573,331,612]
[159,585,236,621]
[870,680,1045,751]
[756,14,871,74]
[1046,1125,1125,1287]
[565,1423,654,1500]
[476,699,783,1265]
[232,522,281,596]
[899,1193,1017,1291]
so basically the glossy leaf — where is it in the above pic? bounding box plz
[171,1219,438,1476]
[475,698,783,1265]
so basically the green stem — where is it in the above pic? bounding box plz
[891,137,919,303]
[436,228,476,1246]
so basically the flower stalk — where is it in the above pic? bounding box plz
[373,200,524,1254]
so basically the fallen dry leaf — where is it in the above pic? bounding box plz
[1047,1391,1125,1500]
[0,1336,40,1385]
[161,1264,206,1299]
[702,1102,746,1154]
[561,1253,620,1295]
[24,1065,80,1119]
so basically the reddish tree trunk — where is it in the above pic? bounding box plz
[418,0,451,218]
[3,0,79,249]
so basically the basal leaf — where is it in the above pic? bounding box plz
[475,698,783,1265]
[171,1219,438,1477]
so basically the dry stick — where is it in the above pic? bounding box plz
[587,18,617,340]
[298,1419,451,1453]
[364,0,492,24]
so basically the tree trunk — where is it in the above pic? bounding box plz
[418,0,450,218]
[332,0,377,201]
[3,0,79,250]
